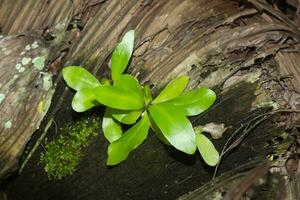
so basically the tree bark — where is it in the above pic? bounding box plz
[0,0,299,199]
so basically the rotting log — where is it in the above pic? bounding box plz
[0,0,299,199]
[0,35,54,179]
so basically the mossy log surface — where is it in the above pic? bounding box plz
[0,0,299,199]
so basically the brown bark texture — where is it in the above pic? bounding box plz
[0,0,299,199]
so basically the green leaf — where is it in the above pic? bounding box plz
[71,89,100,112]
[143,84,152,105]
[149,116,170,145]
[102,108,122,143]
[107,112,150,165]
[152,76,189,104]
[113,74,143,96]
[100,78,111,86]
[148,102,196,154]
[62,66,100,91]
[195,129,219,166]
[111,109,142,125]
[111,30,134,80]
[92,85,144,110]
[169,88,216,116]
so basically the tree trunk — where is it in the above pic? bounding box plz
[0,0,299,199]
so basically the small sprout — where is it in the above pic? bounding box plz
[59,29,219,173]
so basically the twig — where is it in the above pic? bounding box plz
[249,0,300,35]
[213,109,300,178]
[223,161,271,200]
[18,118,54,174]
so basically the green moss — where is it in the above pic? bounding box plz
[40,117,100,180]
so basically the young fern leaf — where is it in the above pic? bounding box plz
[62,66,100,91]
[92,85,144,110]
[168,88,216,116]
[102,108,123,143]
[148,102,196,154]
[152,76,189,104]
[107,112,150,165]
[111,30,135,81]
[195,128,219,166]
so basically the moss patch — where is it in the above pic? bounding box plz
[40,117,100,180]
